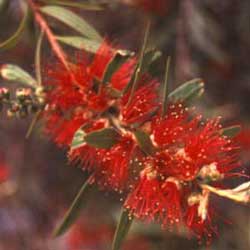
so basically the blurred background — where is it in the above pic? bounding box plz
[0,0,250,249]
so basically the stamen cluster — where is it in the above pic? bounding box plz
[43,42,240,243]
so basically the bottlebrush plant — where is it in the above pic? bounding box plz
[0,0,249,250]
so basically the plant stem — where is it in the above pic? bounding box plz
[27,0,70,71]
[127,18,151,106]
[25,110,41,139]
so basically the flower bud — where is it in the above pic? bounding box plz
[16,88,32,102]
[0,87,10,100]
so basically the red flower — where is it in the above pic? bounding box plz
[111,58,136,91]
[152,104,239,180]
[124,103,240,241]
[96,134,136,191]
[185,200,218,244]
[88,42,115,80]
[45,111,89,147]
[125,164,182,227]
[120,77,160,124]
[44,42,136,147]
[69,119,108,172]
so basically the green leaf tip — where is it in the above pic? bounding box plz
[71,127,86,150]
[221,125,241,138]
[112,209,134,250]
[40,5,102,41]
[168,78,205,104]
[53,176,92,237]
[134,129,156,155]
[103,50,132,84]
[56,36,101,53]
[0,64,37,87]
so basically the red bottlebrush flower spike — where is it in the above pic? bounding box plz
[111,58,136,91]
[124,103,241,242]
[96,135,136,191]
[125,163,182,227]
[69,119,108,172]
[88,42,115,80]
[45,112,88,147]
[152,104,239,181]
[120,77,160,124]
[236,126,250,152]
[44,42,138,150]
[87,88,110,112]
[185,191,218,245]
[125,166,164,222]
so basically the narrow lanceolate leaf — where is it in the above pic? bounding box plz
[0,0,9,14]
[85,128,120,149]
[71,127,86,150]
[122,48,161,95]
[56,36,100,53]
[141,49,162,73]
[40,0,106,10]
[112,209,133,250]
[221,125,241,138]
[0,4,30,50]
[40,5,102,41]
[0,64,37,87]
[162,57,171,117]
[35,30,45,86]
[127,19,151,105]
[168,78,204,104]
[134,129,156,155]
[103,50,132,83]
[53,176,92,237]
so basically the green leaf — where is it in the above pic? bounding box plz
[134,129,156,155]
[56,35,101,53]
[40,5,102,41]
[0,0,9,14]
[71,127,86,150]
[0,64,37,87]
[162,57,171,117]
[103,50,132,83]
[35,30,45,85]
[53,176,92,237]
[0,4,31,50]
[40,0,106,10]
[123,48,161,95]
[127,19,151,105]
[85,128,120,149]
[112,209,133,250]
[168,78,204,104]
[221,125,241,138]
[141,49,162,73]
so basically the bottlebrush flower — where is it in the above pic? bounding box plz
[125,103,240,241]
[95,134,136,191]
[185,197,217,244]
[44,42,135,148]
[120,77,160,125]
